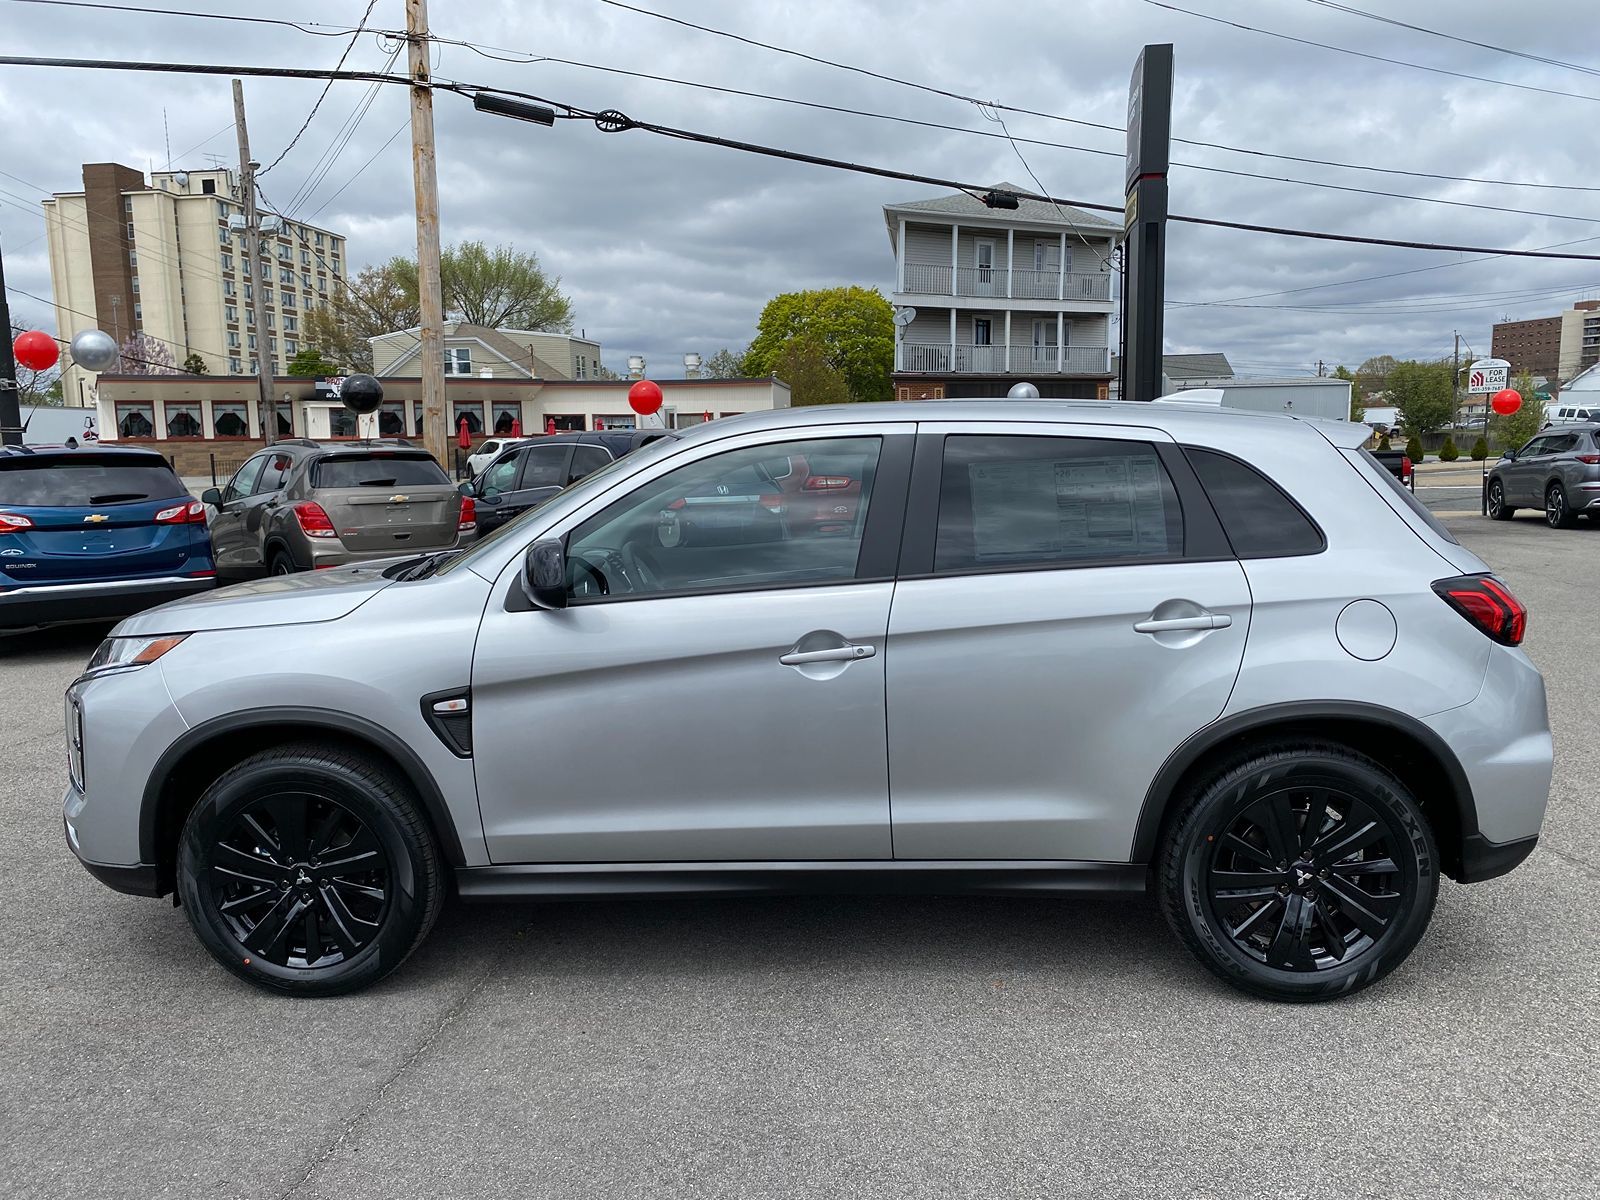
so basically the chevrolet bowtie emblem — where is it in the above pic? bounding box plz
[388,494,409,503]
[83,513,110,523]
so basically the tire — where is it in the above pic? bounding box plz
[1485,479,1515,521]
[175,743,444,997]
[1546,482,1578,529]
[269,548,297,575]
[1158,743,1438,1003]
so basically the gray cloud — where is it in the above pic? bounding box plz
[2,0,1597,378]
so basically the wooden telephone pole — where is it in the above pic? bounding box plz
[233,80,278,444]
[406,0,448,466]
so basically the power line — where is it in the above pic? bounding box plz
[1140,0,1600,104]
[5,284,216,371]
[0,0,368,36]
[284,42,404,217]
[260,0,381,176]
[303,118,409,220]
[1301,0,1600,79]
[585,1,1600,194]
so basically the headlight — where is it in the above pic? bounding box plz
[85,633,189,674]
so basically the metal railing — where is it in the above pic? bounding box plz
[900,263,1112,301]
[898,343,1111,374]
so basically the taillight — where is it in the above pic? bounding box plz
[458,496,476,531]
[292,502,338,539]
[1575,454,1600,465]
[1433,574,1526,646]
[0,512,34,533]
[1400,456,1413,481]
[154,500,206,524]
[804,476,852,490]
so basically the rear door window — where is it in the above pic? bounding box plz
[568,444,612,483]
[1185,448,1323,558]
[0,456,185,506]
[516,444,571,490]
[312,454,449,488]
[933,435,1183,572]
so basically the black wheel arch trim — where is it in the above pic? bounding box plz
[139,705,467,877]
[1131,700,1479,869]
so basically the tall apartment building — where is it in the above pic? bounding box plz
[43,162,348,419]
[1491,299,1600,386]
[885,184,1120,400]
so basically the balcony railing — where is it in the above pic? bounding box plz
[898,342,1111,375]
[901,262,1111,302]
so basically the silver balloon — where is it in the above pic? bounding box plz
[69,328,120,373]
[1007,381,1041,399]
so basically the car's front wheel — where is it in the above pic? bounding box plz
[1158,744,1438,1002]
[176,743,443,996]
[1486,479,1514,520]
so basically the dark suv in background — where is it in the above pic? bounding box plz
[465,429,674,534]
[1485,423,1600,527]
[0,444,214,631]
[201,440,471,577]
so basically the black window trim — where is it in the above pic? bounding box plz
[896,430,1230,580]
[1181,443,1328,560]
[507,430,916,611]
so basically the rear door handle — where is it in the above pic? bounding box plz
[779,643,876,666]
[1133,613,1232,634]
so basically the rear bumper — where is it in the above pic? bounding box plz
[300,529,476,571]
[0,575,215,631]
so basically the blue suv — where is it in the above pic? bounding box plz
[0,445,216,632]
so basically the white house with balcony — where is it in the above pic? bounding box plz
[885,184,1120,399]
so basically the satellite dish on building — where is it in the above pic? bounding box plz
[893,307,917,326]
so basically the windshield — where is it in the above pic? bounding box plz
[437,435,681,575]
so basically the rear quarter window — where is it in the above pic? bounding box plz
[0,456,185,506]
[1184,448,1324,558]
[312,454,449,488]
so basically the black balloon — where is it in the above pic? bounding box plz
[340,373,384,414]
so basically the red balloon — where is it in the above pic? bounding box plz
[628,379,663,416]
[1490,388,1522,416]
[13,330,59,372]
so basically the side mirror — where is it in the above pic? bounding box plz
[1501,449,1517,461]
[521,538,568,610]
[457,480,476,498]
[200,487,223,506]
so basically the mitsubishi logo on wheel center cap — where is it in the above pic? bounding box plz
[295,869,312,886]
[1294,865,1314,887]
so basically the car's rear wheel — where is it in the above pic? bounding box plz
[176,743,443,996]
[1546,482,1578,529]
[1486,479,1514,521]
[269,549,296,575]
[1158,743,1438,1002]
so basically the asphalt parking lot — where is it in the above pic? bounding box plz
[3,515,1597,1200]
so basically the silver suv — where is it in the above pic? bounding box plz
[201,439,472,577]
[1484,423,1600,527]
[65,402,1551,1002]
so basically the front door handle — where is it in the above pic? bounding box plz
[1133,613,1232,634]
[779,643,876,666]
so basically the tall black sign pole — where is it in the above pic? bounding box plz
[1120,44,1173,403]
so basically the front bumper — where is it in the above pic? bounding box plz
[0,575,215,631]
[65,809,163,897]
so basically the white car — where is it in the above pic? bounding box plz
[467,436,533,478]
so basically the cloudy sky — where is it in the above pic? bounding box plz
[2,0,1597,378]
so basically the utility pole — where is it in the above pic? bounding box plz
[1451,331,1461,427]
[234,79,277,444]
[406,0,448,466]
[1316,359,1326,377]
[0,234,22,446]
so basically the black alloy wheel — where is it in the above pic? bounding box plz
[1486,479,1514,521]
[177,744,443,996]
[209,792,390,969]
[1546,483,1578,529]
[1160,744,1438,1002]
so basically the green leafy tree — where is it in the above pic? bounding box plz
[1355,354,1400,399]
[287,348,340,377]
[390,241,572,331]
[181,352,208,375]
[304,260,420,372]
[703,347,746,379]
[1439,435,1459,462]
[1333,365,1363,421]
[1389,359,1455,434]
[743,286,892,403]
[1470,436,1489,461]
[1405,434,1425,464]
[1490,369,1546,451]
[774,336,851,406]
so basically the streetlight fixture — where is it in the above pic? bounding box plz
[472,93,556,126]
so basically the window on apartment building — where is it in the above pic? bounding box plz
[446,347,472,375]
[315,231,324,246]
[129,252,137,269]
[258,260,270,278]
[218,225,230,245]
[228,357,242,375]
[301,272,311,289]
[124,199,133,214]
[301,249,310,266]
[279,244,291,260]
[261,289,273,307]
[132,303,142,323]
[282,290,295,309]
[279,267,292,284]
[126,222,135,240]
[265,313,275,330]
[201,178,216,195]
[284,315,297,333]
[248,334,257,351]
[131,276,140,294]
[331,257,341,275]
[228,331,240,349]
[216,199,229,219]
[318,277,327,293]
[973,318,991,346]
[213,402,249,437]
[165,403,203,439]
[220,252,232,272]
[224,280,235,297]
[225,306,237,323]
[286,339,298,356]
